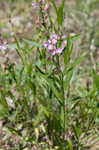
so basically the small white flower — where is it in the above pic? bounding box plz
[32,2,39,8]
[48,40,51,44]
[70,33,76,36]
[0,44,7,50]
[6,97,15,108]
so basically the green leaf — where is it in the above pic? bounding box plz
[0,23,7,28]
[36,71,63,105]
[63,67,74,90]
[70,34,80,40]
[92,70,99,91]
[44,78,63,105]
[64,36,73,66]
[8,43,24,49]
[23,39,43,48]
[74,55,85,66]
[63,54,85,90]
[14,36,21,49]
[50,0,58,15]
[0,93,9,113]
[7,126,22,136]
[67,139,73,150]
[57,0,65,25]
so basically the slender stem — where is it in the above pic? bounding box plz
[61,72,66,135]
[90,51,96,70]
[56,56,66,136]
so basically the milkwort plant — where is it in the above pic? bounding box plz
[0,0,92,149]
[0,0,82,149]
[30,0,85,148]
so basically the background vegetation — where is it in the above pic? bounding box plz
[0,0,99,149]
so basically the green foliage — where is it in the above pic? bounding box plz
[0,0,99,149]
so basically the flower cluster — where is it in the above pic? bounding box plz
[32,1,50,27]
[43,34,67,56]
[32,0,49,11]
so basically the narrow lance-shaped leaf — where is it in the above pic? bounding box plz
[57,0,65,25]
[45,78,63,105]
[50,0,58,15]
[63,67,74,90]
[0,93,9,115]
[92,69,99,91]
[23,39,43,48]
[64,36,73,66]
[67,139,74,150]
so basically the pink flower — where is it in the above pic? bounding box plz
[44,4,50,11]
[62,40,67,49]
[48,48,63,56]
[43,33,67,56]
[51,34,59,40]
[62,34,67,39]
[43,42,49,48]
[50,50,56,56]
[32,2,39,8]
[0,44,7,50]
[55,48,63,54]
[51,39,57,45]
[48,44,54,50]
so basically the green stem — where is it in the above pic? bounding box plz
[61,73,66,135]
[56,56,66,136]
